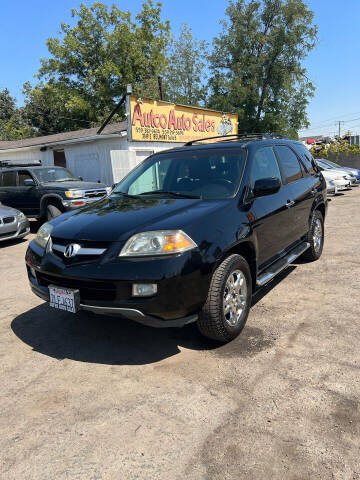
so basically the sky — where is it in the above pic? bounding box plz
[0,0,359,138]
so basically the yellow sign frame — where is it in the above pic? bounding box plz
[129,96,238,143]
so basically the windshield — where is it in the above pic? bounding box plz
[34,167,79,183]
[113,149,247,199]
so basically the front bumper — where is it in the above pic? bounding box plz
[0,218,30,242]
[62,196,106,210]
[26,241,211,328]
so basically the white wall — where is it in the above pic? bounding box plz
[0,135,183,186]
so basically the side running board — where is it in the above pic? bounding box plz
[256,242,310,287]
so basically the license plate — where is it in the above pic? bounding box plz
[49,285,80,313]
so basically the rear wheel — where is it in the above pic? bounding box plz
[302,210,324,261]
[197,254,252,342]
[46,204,62,221]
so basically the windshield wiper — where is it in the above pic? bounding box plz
[52,178,78,182]
[110,191,140,199]
[139,190,202,199]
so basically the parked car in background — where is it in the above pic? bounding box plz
[320,170,349,194]
[0,162,111,221]
[316,158,360,183]
[315,159,357,186]
[26,134,327,343]
[0,203,29,242]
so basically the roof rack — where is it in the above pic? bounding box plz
[0,160,42,168]
[184,133,289,146]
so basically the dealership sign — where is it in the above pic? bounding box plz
[129,96,238,143]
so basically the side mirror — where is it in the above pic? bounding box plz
[23,179,35,187]
[253,177,281,197]
[79,176,83,181]
[112,183,117,190]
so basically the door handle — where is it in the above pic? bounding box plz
[286,200,295,208]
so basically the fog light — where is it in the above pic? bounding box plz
[132,283,157,297]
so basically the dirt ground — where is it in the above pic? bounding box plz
[1,188,360,480]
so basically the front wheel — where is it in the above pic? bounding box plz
[302,210,324,262]
[197,254,252,342]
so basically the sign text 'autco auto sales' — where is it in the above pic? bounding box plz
[129,96,238,143]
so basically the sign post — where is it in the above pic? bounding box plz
[128,96,238,143]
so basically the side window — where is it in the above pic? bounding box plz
[275,146,303,184]
[292,144,316,174]
[2,172,16,187]
[251,147,281,187]
[18,171,34,186]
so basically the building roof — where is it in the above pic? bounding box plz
[0,121,127,151]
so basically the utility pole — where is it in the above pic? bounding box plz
[335,121,345,138]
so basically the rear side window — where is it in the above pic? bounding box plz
[292,144,316,174]
[250,147,281,186]
[275,146,303,184]
[2,172,16,186]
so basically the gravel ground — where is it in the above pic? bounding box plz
[1,188,360,480]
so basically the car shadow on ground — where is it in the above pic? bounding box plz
[11,266,297,366]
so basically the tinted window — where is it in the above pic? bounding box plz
[276,146,303,183]
[292,143,316,174]
[18,171,33,186]
[2,172,16,186]
[251,147,281,186]
[116,150,247,199]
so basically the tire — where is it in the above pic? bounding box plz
[46,204,62,221]
[197,254,252,343]
[302,210,324,262]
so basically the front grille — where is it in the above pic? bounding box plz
[37,272,117,301]
[3,216,15,224]
[50,236,110,264]
[84,189,107,198]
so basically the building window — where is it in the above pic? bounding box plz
[53,150,66,168]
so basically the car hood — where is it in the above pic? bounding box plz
[41,181,108,190]
[0,203,20,216]
[321,169,348,179]
[50,196,228,242]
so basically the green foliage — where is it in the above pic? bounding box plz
[23,1,170,134]
[0,88,35,140]
[310,140,360,159]
[207,0,317,137]
[163,24,208,105]
[1,0,317,139]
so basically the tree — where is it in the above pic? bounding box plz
[0,88,35,140]
[24,1,170,134]
[0,89,17,122]
[207,0,317,137]
[164,24,208,105]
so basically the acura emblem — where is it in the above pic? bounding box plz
[64,243,81,258]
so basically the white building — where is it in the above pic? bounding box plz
[0,122,182,186]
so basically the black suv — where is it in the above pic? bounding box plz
[26,135,327,342]
[0,162,110,221]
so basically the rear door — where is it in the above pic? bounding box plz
[247,145,294,268]
[0,171,17,208]
[274,145,309,245]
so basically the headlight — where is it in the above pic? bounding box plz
[105,187,112,195]
[17,211,26,220]
[65,190,83,199]
[35,222,53,249]
[119,230,197,257]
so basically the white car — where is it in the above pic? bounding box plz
[320,169,350,194]
[315,159,357,186]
